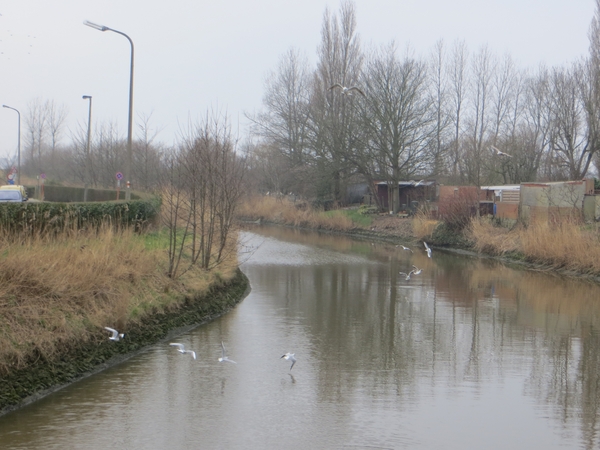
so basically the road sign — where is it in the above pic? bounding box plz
[40,173,46,179]
[116,172,123,180]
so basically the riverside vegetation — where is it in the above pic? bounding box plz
[0,224,246,413]
[239,195,600,278]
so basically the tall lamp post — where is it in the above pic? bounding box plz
[84,20,134,200]
[83,95,92,202]
[2,104,21,185]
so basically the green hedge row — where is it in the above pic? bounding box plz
[35,185,142,203]
[0,196,161,234]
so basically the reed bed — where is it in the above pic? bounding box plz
[0,226,236,376]
[470,217,600,275]
[238,195,356,231]
[412,210,440,241]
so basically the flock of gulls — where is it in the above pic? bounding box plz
[396,241,432,281]
[103,327,297,371]
[102,238,434,371]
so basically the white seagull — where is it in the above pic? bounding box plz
[169,342,197,360]
[104,327,125,341]
[218,341,237,364]
[412,265,422,275]
[281,352,297,371]
[399,270,415,281]
[396,244,413,253]
[328,83,366,97]
[423,241,432,258]
[490,146,512,157]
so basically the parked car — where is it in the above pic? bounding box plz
[0,187,26,202]
[0,185,28,201]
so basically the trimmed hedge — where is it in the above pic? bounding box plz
[0,196,161,234]
[35,185,142,203]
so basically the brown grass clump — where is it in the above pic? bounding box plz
[469,217,520,256]
[0,226,237,376]
[518,220,600,273]
[412,210,440,241]
[470,217,600,275]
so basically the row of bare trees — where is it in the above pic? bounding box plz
[0,54,249,280]
[2,97,164,191]
[3,99,245,278]
[248,0,600,212]
[161,113,245,279]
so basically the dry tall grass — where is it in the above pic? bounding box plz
[238,195,355,231]
[470,217,600,275]
[0,226,237,375]
[412,210,440,241]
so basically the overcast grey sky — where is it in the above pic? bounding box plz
[0,0,595,163]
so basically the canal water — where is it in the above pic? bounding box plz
[1,225,600,449]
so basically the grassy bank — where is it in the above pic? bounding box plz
[469,218,600,275]
[238,195,363,231]
[0,226,246,412]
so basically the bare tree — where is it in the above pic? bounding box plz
[92,121,125,188]
[428,39,451,177]
[588,0,600,177]
[47,100,68,155]
[250,48,312,166]
[135,112,164,191]
[310,0,364,204]
[24,98,48,172]
[360,43,434,213]
[462,45,495,187]
[163,111,246,279]
[547,62,594,180]
[23,98,68,175]
[248,48,313,195]
[447,40,469,183]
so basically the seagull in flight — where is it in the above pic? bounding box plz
[399,270,415,281]
[281,352,297,371]
[396,244,413,253]
[170,343,197,360]
[412,265,422,275]
[329,83,366,97]
[104,327,125,341]
[490,146,512,157]
[218,341,237,364]
[423,241,432,258]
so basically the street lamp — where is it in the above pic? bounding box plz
[2,104,21,185]
[83,95,92,202]
[84,20,134,200]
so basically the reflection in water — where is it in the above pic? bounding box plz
[0,225,599,449]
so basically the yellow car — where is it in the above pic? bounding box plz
[0,185,28,202]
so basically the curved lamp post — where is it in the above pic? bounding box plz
[84,20,134,200]
[2,104,21,185]
[83,95,92,202]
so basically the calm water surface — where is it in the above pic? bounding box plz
[1,225,600,449]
